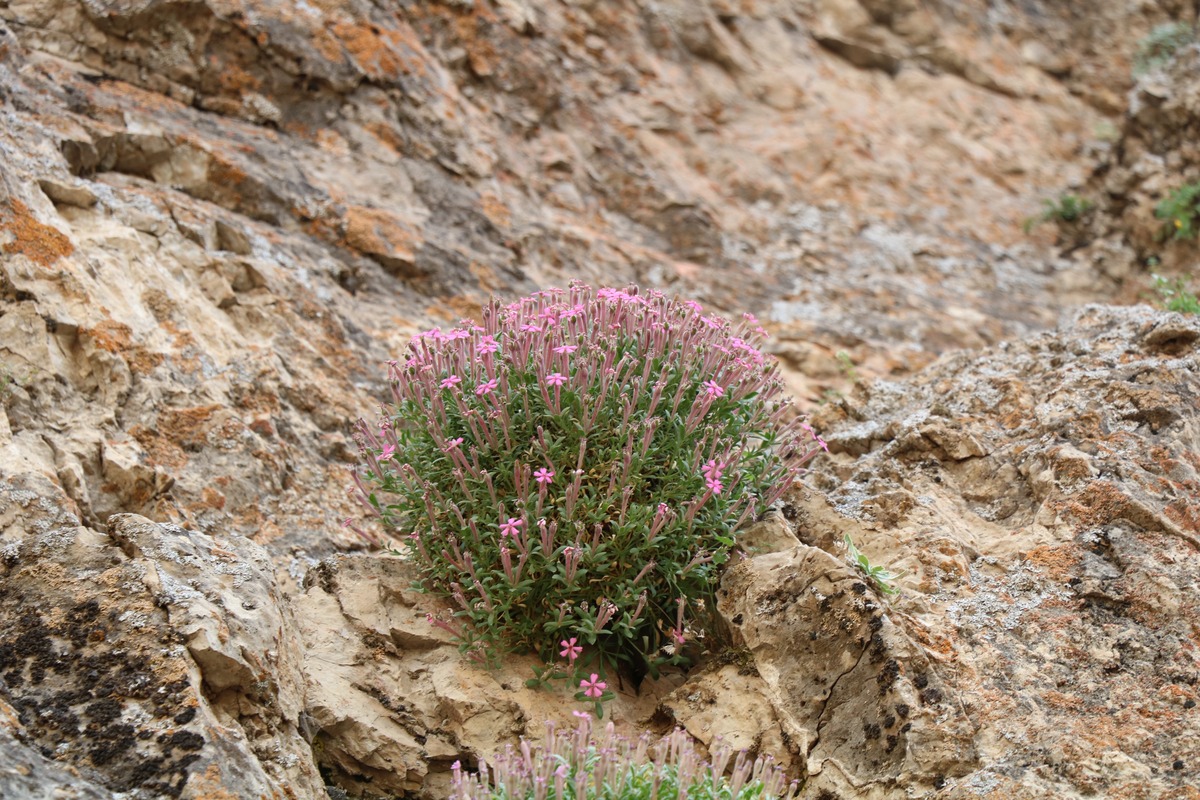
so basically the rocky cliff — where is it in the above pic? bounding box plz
[1,1,1198,798]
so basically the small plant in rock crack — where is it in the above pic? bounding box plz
[1022,194,1094,234]
[1133,22,1196,76]
[449,716,800,800]
[350,284,826,699]
[1155,182,1200,241]
[843,535,902,599]
[1151,273,1200,315]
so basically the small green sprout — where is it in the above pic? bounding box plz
[1133,22,1195,76]
[0,363,31,403]
[843,535,902,599]
[1022,194,1094,234]
[835,350,860,384]
[1151,274,1200,315]
[1155,182,1200,241]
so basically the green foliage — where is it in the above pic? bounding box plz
[835,350,859,384]
[843,535,901,599]
[0,363,31,403]
[1022,194,1094,234]
[1155,182,1200,240]
[450,718,799,800]
[1152,274,1200,315]
[1133,22,1195,76]
[352,285,826,688]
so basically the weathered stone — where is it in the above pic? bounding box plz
[0,1,1194,798]
[719,544,977,796]
[0,512,324,799]
[294,554,678,799]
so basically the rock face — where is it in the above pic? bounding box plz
[808,305,1200,797]
[0,511,322,798]
[1053,26,1200,298]
[2,0,1199,798]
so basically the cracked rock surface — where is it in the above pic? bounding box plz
[2,0,1199,798]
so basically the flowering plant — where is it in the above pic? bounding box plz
[352,285,824,685]
[449,716,799,800]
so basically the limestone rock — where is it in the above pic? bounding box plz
[294,554,679,799]
[0,708,112,800]
[809,305,1200,797]
[719,544,977,796]
[0,513,324,799]
[0,0,1194,798]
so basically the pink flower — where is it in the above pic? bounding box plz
[440,375,462,389]
[499,517,523,538]
[476,379,499,396]
[702,380,724,397]
[706,477,723,495]
[520,323,543,332]
[544,373,567,387]
[477,336,500,354]
[683,300,703,313]
[560,637,582,663]
[580,674,606,699]
[702,459,724,482]
[442,437,464,452]
[378,443,397,461]
[534,467,555,485]
[572,711,591,721]
[553,344,578,354]
[445,328,470,340]
[670,627,686,645]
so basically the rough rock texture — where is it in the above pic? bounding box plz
[1053,27,1200,299]
[2,0,1198,798]
[0,703,112,800]
[295,554,679,798]
[718,544,976,798]
[0,510,322,799]
[807,305,1200,798]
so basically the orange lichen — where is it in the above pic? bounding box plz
[331,19,429,81]
[911,626,956,658]
[160,320,197,350]
[180,764,241,800]
[343,205,422,264]
[205,157,249,203]
[479,191,511,229]
[1056,480,1134,529]
[129,425,189,470]
[81,321,133,353]
[80,321,165,374]
[1024,544,1081,583]
[1165,499,1200,533]
[200,487,227,511]
[156,405,222,451]
[363,121,407,155]
[126,347,166,375]
[1039,690,1084,711]
[0,199,74,266]
[452,8,501,78]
